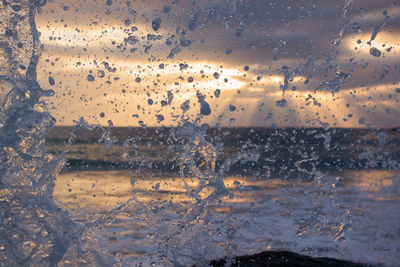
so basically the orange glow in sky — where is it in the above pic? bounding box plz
[36,0,400,128]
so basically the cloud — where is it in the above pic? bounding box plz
[37,0,400,128]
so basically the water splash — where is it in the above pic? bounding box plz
[331,0,355,47]
[0,1,114,265]
[2,0,400,266]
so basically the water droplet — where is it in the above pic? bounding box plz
[162,5,171,13]
[152,18,162,31]
[276,99,287,107]
[378,131,387,145]
[179,63,188,70]
[235,27,243,37]
[200,100,211,116]
[97,70,105,78]
[225,48,232,55]
[87,74,95,82]
[48,76,55,86]
[212,89,220,98]
[156,114,164,122]
[124,35,138,45]
[12,5,22,11]
[188,13,199,31]
[180,100,190,112]
[124,19,131,26]
[167,90,173,104]
[369,47,381,57]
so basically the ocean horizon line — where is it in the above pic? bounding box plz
[50,125,400,130]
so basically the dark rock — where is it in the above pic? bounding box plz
[209,251,365,267]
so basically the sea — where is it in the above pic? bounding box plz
[46,125,400,266]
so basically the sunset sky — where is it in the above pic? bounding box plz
[36,0,400,128]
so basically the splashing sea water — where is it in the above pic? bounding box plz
[0,3,257,265]
[1,1,400,266]
[0,1,115,265]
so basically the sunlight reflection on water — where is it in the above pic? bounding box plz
[53,169,400,264]
[54,169,399,208]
